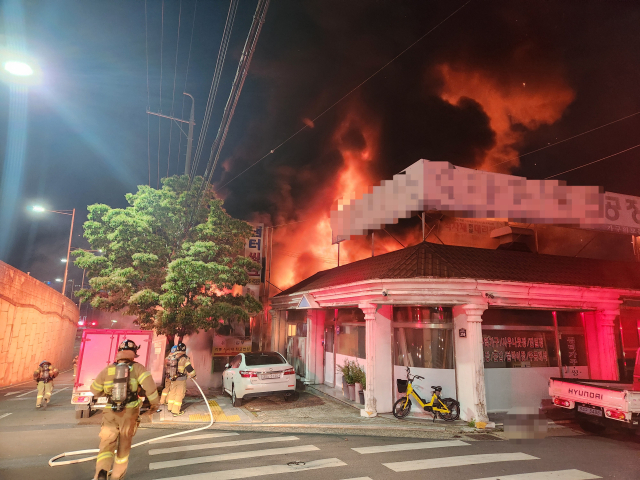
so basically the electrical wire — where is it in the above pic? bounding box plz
[145,0,151,187]
[494,109,640,168]
[178,0,198,174]
[218,0,472,190]
[167,1,183,178]
[157,0,165,189]
[189,0,239,183]
[544,143,640,179]
[202,0,270,186]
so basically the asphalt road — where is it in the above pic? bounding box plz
[1,372,639,480]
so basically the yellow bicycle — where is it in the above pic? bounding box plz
[393,367,460,421]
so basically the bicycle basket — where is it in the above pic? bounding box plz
[396,379,408,393]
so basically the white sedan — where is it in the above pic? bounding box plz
[222,352,297,407]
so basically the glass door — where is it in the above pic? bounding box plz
[324,322,335,387]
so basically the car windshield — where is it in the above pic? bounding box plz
[244,353,286,366]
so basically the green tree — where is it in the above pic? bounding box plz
[74,175,262,342]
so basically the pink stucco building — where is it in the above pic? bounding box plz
[270,241,640,422]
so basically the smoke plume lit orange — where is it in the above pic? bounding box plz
[437,64,575,172]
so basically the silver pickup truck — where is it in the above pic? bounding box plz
[549,348,640,434]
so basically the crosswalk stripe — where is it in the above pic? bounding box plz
[470,469,601,480]
[148,436,300,456]
[50,387,70,396]
[149,445,319,470]
[0,413,12,420]
[4,391,22,396]
[151,457,347,480]
[149,432,240,444]
[352,439,469,454]
[16,389,37,398]
[384,453,538,472]
[340,478,373,480]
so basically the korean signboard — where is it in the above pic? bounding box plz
[245,223,263,285]
[483,332,552,368]
[212,335,252,357]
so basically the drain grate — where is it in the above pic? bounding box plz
[464,433,503,441]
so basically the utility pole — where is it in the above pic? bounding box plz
[147,92,196,177]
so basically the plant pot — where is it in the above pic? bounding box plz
[348,383,356,401]
[355,382,362,395]
[359,389,365,405]
[342,377,348,397]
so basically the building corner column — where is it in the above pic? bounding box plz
[595,310,620,381]
[454,304,489,423]
[360,303,378,418]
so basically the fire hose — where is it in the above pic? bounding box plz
[49,377,214,467]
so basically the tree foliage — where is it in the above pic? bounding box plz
[74,176,262,339]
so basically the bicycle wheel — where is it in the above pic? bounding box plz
[393,397,412,419]
[437,398,460,421]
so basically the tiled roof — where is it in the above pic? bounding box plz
[275,241,640,296]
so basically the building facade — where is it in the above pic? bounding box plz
[270,241,640,422]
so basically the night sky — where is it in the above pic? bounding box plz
[2,1,640,289]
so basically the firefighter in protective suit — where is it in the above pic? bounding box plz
[90,340,159,480]
[33,360,59,408]
[158,345,178,410]
[166,342,196,416]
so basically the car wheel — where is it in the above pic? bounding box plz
[232,386,242,407]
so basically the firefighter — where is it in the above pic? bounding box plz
[33,360,58,408]
[166,342,196,416]
[158,345,178,410]
[90,339,159,480]
[73,355,79,377]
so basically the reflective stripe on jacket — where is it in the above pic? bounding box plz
[90,360,159,408]
[175,353,196,379]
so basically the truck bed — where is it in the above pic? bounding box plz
[549,377,634,393]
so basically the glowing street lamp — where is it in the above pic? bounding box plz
[61,258,67,262]
[3,61,34,77]
[55,278,62,282]
[31,206,76,296]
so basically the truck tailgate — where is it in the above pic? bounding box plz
[549,378,628,411]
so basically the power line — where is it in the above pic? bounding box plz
[145,0,151,187]
[189,0,239,183]
[167,0,183,178]
[178,0,198,175]
[157,0,165,189]
[545,143,640,179]
[219,0,472,189]
[494,109,640,168]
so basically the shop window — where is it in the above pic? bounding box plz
[559,334,588,368]
[336,325,366,358]
[394,306,452,324]
[555,311,583,327]
[482,331,558,368]
[394,328,454,369]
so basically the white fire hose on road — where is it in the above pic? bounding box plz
[49,378,214,467]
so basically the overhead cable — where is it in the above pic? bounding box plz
[157,0,165,188]
[545,143,640,179]
[145,0,151,186]
[178,0,198,174]
[167,0,183,178]
[494,109,640,168]
[219,0,472,189]
[189,0,239,184]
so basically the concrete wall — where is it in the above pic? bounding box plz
[0,261,79,386]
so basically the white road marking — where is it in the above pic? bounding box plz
[149,445,319,470]
[384,453,539,472]
[148,435,299,456]
[151,457,346,480]
[0,413,12,420]
[341,478,373,480]
[149,432,240,444]
[353,439,469,454]
[4,391,22,396]
[16,389,37,398]
[50,387,70,396]
[470,469,601,480]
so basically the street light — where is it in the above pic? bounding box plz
[61,258,67,262]
[3,61,33,76]
[31,206,76,296]
[55,278,62,282]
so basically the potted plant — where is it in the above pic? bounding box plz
[339,362,351,398]
[358,369,366,405]
[353,363,364,401]
[341,361,356,401]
